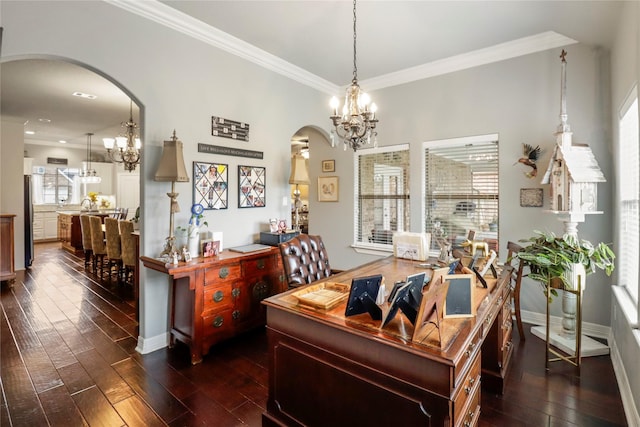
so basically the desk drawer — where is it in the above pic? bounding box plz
[455,381,480,427]
[205,264,241,284]
[455,326,482,386]
[203,283,234,312]
[242,255,278,275]
[202,309,234,338]
[453,353,481,423]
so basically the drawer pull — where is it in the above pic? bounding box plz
[213,290,224,303]
[464,377,476,394]
[464,411,475,427]
[219,267,229,279]
[232,310,241,320]
[257,259,266,270]
[232,288,240,298]
[213,316,224,328]
[465,342,476,358]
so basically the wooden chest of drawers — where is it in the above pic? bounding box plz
[142,247,286,364]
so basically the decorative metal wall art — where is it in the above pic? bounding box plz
[211,116,249,141]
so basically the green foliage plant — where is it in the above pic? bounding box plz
[517,230,615,300]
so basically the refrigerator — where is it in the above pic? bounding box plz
[24,174,33,268]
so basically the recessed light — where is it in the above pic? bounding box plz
[72,91,97,100]
[38,118,51,123]
[59,140,67,144]
[25,131,35,135]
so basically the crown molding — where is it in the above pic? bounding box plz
[361,31,578,92]
[105,0,339,94]
[106,1,577,95]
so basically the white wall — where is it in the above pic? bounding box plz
[1,1,328,349]
[24,144,86,171]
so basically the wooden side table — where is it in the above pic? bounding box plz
[0,214,17,285]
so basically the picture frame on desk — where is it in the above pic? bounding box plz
[201,239,219,257]
[443,274,475,318]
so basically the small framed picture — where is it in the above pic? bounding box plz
[443,274,476,319]
[318,176,339,202]
[520,188,543,207]
[321,159,335,173]
[183,251,192,262]
[201,239,219,257]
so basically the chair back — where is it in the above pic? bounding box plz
[104,217,122,260]
[279,234,332,288]
[79,214,92,251]
[119,208,129,220]
[89,215,107,255]
[505,240,526,339]
[119,220,136,267]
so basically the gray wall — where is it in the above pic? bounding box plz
[311,45,614,327]
[1,1,328,347]
[0,1,622,350]
[610,1,639,422]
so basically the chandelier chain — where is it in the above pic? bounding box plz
[352,0,357,84]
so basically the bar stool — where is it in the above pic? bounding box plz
[104,217,123,282]
[89,215,108,278]
[79,214,93,271]
[119,219,136,286]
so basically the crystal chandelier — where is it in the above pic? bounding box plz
[329,0,379,152]
[103,100,141,172]
[78,132,101,184]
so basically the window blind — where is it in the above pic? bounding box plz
[423,137,499,251]
[354,145,410,247]
[618,94,639,306]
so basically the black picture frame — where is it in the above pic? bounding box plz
[443,274,475,318]
[193,161,228,210]
[238,165,266,208]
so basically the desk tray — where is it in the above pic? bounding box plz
[291,282,349,310]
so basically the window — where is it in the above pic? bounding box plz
[354,144,410,248]
[423,135,499,252]
[618,87,639,310]
[33,167,81,205]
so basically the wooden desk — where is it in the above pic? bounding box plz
[262,256,512,427]
[141,247,286,364]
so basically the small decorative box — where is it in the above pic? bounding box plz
[259,231,299,246]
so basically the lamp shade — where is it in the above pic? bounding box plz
[154,131,190,182]
[289,152,309,185]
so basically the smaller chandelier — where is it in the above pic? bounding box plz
[329,0,378,152]
[79,132,102,184]
[103,100,141,172]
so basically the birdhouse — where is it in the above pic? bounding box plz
[540,50,606,214]
[541,132,605,213]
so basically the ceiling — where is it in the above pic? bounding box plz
[0,1,624,150]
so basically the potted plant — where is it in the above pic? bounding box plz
[517,230,615,299]
[516,230,615,338]
[131,206,140,230]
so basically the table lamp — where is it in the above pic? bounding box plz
[154,130,190,257]
[289,152,309,232]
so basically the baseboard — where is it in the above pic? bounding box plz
[135,332,170,354]
[521,309,611,341]
[610,336,640,427]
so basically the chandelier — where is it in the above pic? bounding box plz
[329,0,378,152]
[78,132,101,184]
[103,100,141,172]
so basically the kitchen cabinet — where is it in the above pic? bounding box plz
[34,211,59,241]
[0,215,16,284]
[58,213,82,254]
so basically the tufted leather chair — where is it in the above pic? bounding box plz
[279,234,333,288]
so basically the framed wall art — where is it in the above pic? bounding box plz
[318,176,339,202]
[321,159,335,173]
[520,188,543,207]
[193,162,228,210]
[238,165,266,208]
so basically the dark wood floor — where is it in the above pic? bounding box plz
[0,243,628,426]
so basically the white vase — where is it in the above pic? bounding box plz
[561,263,586,338]
[187,225,200,257]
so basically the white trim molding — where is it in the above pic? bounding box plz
[135,332,170,355]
